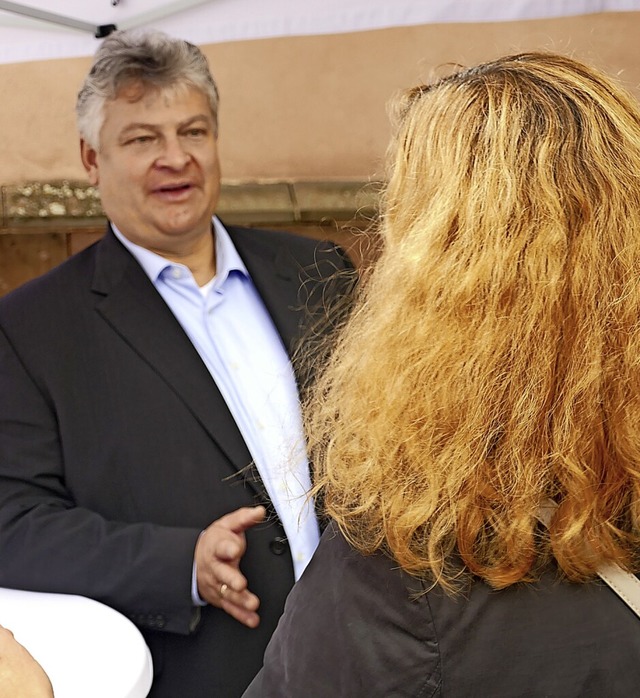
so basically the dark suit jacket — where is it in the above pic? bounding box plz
[0,224,354,698]
[246,524,640,697]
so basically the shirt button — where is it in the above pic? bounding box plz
[171,268,182,279]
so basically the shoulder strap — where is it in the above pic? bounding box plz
[536,499,640,619]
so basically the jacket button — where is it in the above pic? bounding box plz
[269,537,288,555]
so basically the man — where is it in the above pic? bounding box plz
[0,30,354,698]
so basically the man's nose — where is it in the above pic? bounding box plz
[155,137,191,169]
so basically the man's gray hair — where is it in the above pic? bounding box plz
[76,29,219,149]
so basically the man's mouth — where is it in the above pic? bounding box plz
[151,182,197,202]
[155,182,192,193]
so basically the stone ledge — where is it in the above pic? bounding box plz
[1,179,381,228]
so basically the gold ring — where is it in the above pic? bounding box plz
[219,583,229,597]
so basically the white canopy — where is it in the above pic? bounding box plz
[0,0,639,65]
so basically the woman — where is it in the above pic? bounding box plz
[0,626,53,698]
[244,52,640,696]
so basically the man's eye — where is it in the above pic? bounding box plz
[185,128,207,138]
[126,135,154,145]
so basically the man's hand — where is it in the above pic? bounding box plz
[195,506,266,628]
[0,625,54,698]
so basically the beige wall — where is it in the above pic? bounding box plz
[1,11,639,185]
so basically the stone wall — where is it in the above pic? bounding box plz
[0,179,380,296]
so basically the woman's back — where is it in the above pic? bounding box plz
[247,526,640,697]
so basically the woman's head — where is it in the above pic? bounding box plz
[308,52,640,588]
[384,52,640,266]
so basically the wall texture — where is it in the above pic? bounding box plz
[1,12,639,184]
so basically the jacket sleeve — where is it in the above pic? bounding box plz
[0,325,201,636]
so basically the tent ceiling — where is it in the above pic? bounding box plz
[0,0,638,65]
[0,0,211,35]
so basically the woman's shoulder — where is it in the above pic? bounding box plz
[247,523,442,698]
[247,525,640,697]
[427,565,640,696]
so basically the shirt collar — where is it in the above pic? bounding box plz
[111,217,248,285]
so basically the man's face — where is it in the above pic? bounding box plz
[81,83,221,256]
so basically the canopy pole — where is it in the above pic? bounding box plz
[0,1,116,37]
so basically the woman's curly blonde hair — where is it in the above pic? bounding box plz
[305,52,640,589]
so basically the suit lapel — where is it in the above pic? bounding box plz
[227,226,306,358]
[91,228,255,477]
[228,225,356,391]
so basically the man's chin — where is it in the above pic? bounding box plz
[157,215,213,239]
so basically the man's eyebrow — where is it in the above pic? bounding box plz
[118,115,212,137]
[118,122,159,137]
[178,114,213,128]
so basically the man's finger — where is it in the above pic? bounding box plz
[214,539,242,561]
[219,597,261,629]
[217,505,266,534]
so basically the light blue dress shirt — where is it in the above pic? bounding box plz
[112,219,320,599]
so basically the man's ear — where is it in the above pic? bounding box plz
[80,139,100,185]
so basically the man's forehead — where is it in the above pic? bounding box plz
[113,80,204,105]
[105,82,215,124]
